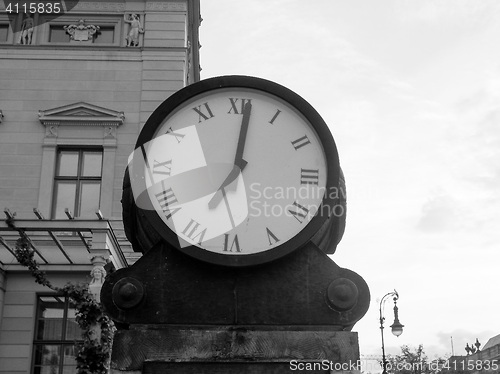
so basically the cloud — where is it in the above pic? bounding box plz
[416,192,461,233]
[410,66,500,238]
[394,0,500,27]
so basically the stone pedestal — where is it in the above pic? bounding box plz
[110,326,360,373]
[101,241,369,373]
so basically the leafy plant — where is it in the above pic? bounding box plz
[384,345,448,374]
[14,234,114,374]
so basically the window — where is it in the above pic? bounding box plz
[52,148,102,219]
[0,24,9,42]
[38,102,124,218]
[0,13,12,44]
[33,295,83,374]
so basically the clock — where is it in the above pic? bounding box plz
[128,75,340,267]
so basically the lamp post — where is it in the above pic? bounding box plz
[379,290,404,374]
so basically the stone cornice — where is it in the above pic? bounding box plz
[39,102,125,127]
[64,1,126,13]
[39,102,124,141]
[146,2,187,12]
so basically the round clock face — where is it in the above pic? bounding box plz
[130,76,339,266]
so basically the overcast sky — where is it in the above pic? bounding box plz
[199,0,500,360]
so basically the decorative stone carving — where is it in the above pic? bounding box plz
[39,102,124,142]
[39,102,125,127]
[45,125,58,138]
[146,2,187,11]
[64,1,125,12]
[124,14,144,47]
[89,259,107,302]
[104,126,116,139]
[64,19,100,42]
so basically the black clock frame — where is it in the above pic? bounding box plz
[133,75,340,267]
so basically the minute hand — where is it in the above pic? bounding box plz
[208,101,252,209]
[233,100,252,170]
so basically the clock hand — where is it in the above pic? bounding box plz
[208,101,252,209]
[233,100,252,169]
[207,161,246,210]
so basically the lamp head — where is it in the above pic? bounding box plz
[390,302,404,337]
[391,320,404,337]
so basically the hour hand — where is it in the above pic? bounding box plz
[208,160,247,209]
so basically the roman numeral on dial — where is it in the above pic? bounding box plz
[182,219,207,245]
[291,135,311,150]
[155,187,180,220]
[227,98,252,114]
[269,109,281,124]
[166,127,185,143]
[266,228,280,246]
[288,201,309,224]
[193,102,215,123]
[223,234,242,252]
[300,168,319,185]
[153,159,172,176]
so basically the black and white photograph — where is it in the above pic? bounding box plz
[0,1,499,373]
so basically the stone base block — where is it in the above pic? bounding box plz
[110,325,361,373]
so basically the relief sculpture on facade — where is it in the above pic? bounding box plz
[64,19,100,42]
[124,14,144,47]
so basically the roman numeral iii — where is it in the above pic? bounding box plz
[300,168,319,185]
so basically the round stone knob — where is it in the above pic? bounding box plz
[326,278,359,312]
[112,277,144,310]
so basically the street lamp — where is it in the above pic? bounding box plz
[379,290,404,374]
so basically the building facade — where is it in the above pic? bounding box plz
[0,1,201,372]
[446,334,500,374]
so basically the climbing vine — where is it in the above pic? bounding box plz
[14,234,114,374]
